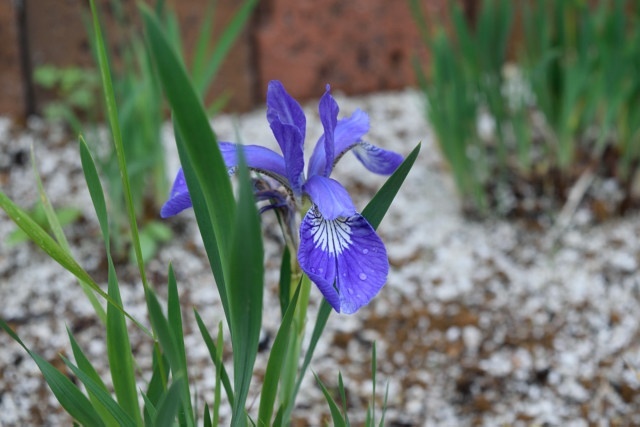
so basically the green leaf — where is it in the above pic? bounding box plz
[0,191,102,298]
[61,355,137,427]
[141,5,236,282]
[145,345,169,410]
[153,379,184,427]
[167,264,195,424]
[0,319,105,427]
[88,0,150,290]
[338,373,350,426]
[314,372,347,427]
[67,329,116,426]
[144,273,195,427]
[361,143,421,229]
[257,284,301,426]
[33,144,106,323]
[278,246,292,318]
[283,299,332,421]
[194,312,234,406]
[228,149,264,425]
[106,257,142,425]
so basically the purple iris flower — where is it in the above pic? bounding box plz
[161,80,403,314]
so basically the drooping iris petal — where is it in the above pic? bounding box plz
[351,141,404,175]
[308,109,370,177]
[318,85,338,177]
[298,208,389,314]
[267,81,306,194]
[303,175,356,220]
[218,142,288,184]
[160,168,192,218]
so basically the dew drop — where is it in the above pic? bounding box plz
[318,268,323,273]
[358,273,367,280]
[347,288,355,295]
[362,249,369,254]
[311,267,316,273]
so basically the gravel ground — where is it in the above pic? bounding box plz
[1,89,640,426]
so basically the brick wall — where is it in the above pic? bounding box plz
[0,0,461,120]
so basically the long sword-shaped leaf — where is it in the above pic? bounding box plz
[61,355,137,427]
[0,191,151,336]
[0,319,105,427]
[361,143,421,228]
[32,145,106,322]
[257,284,301,426]
[67,329,117,426]
[314,372,347,427]
[106,257,142,425]
[166,264,195,426]
[145,286,195,427]
[88,0,149,290]
[194,312,234,406]
[228,149,264,426]
[141,5,236,283]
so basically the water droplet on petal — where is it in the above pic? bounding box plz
[359,273,367,280]
[362,249,369,254]
[318,268,323,273]
[348,288,354,295]
[311,267,316,273]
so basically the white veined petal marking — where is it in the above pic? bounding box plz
[308,207,352,255]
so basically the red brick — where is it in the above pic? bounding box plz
[254,0,448,102]
[24,0,254,115]
[0,1,26,119]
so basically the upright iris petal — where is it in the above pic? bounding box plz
[318,84,338,177]
[162,80,403,314]
[267,81,306,195]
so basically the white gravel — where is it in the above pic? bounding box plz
[1,89,640,426]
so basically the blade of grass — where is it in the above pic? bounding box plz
[228,149,264,425]
[313,372,347,427]
[61,355,137,427]
[31,145,106,323]
[67,329,117,426]
[0,319,105,427]
[257,284,301,426]
[142,4,236,320]
[278,246,292,318]
[338,373,350,426]
[106,256,143,425]
[194,312,234,406]
[144,270,195,427]
[166,264,195,425]
[361,143,421,228]
[88,0,150,292]
[153,379,184,427]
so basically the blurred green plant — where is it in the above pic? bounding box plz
[33,65,101,130]
[412,0,640,218]
[4,200,82,247]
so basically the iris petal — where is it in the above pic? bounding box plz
[303,175,356,220]
[161,169,192,217]
[308,108,370,177]
[267,81,306,194]
[219,142,288,184]
[351,142,404,175]
[298,208,389,314]
[318,85,338,177]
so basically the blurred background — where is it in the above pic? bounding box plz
[1,0,453,118]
